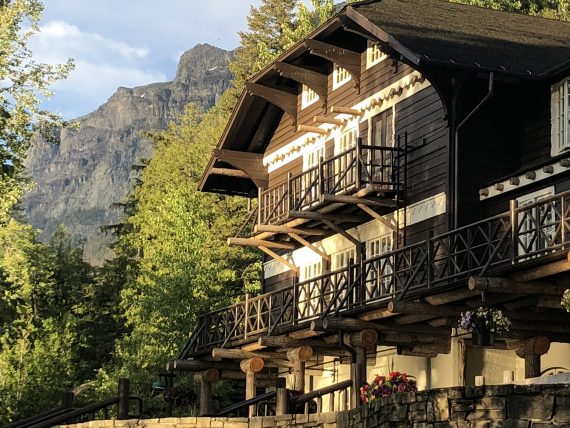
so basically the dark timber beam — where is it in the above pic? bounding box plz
[468,276,567,296]
[246,82,297,125]
[211,168,249,179]
[304,39,361,88]
[213,149,268,189]
[274,61,328,107]
[510,251,570,282]
[356,203,398,231]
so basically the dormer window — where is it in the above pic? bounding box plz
[333,64,351,90]
[301,84,319,109]
[366,41,388,69]
[551,77,570,156]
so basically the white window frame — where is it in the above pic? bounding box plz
[366,233,394,299]
[551,77,570,156]
[332,247,356,271]
[332,64,351,90]
[301,84,319,109]
[366,40,388,69]
[516,187,555,258]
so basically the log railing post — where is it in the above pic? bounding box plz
[514,336,550,379]
[561,195,567,246]
[427,230,434,289]
[286,346,313,391]
[275,377,288,416]
[510,199,518,262]
[240,357,264,417]
[318,156,324,199]
[117,378,130,420]
[165,372,174,417]
[194,369,220,416]
[287,172,293,213]
[349,329,377,409]
[244,293,250,339]
[258,187,263,225]
[355,138,362,189]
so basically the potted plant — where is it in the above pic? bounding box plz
[360,371,417,403]
[458,307,511,346]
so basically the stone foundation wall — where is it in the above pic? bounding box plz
[342,384,570,427]
[59,384,570,428]
[59,412,340,428]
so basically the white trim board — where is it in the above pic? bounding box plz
[479,158,570,200]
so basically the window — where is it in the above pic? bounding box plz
[301,144,325,208]
[332,248,356,271]
[551,77,570,156]
[334,127,358,192]
[369,108,395,185]
[516,187,555,259]
[301,84,319,109]
[298,260,323,319]
[333,64,351,90]
[301,260,323,281]
[365,234,394,300]
[366,41,388,68]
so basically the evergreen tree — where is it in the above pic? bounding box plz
[452,0,569,20]
[0,0,73,221]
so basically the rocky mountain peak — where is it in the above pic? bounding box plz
[23,44,233,265]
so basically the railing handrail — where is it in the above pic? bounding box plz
[189,191,570,356]
[215,391,276,417]
[289,379,353,405]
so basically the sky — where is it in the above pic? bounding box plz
[30,1,263,119]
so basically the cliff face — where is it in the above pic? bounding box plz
[23,44,233,265]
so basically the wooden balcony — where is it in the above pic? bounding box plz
[258,141,403,226]
[181,191,570,359]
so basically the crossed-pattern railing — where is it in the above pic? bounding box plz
[186,191,570,356]
[259,141,403,225]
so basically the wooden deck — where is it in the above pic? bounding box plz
[180,191,570,358]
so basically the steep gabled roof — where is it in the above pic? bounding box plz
[199,0,570,196]
[350,0,570,77]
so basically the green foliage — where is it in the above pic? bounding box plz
[0,0,74,221]
[562,289,570,315]
[94,104,261,399]
[451,0,569,20]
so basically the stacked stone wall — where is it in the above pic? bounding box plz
[342,384,570,427]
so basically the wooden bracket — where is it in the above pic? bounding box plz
[289,232,330,261]
[258,246,299,273]
[246,82,297,125]
[322,219,362,249]
[274,61,328,108]
[357,203,397,231]
[297,124,330,135]
[213,149,268,189]
[468,276,568,296]
[254,224,327,236]
[305,39,361,89]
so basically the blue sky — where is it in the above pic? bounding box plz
[30,1,263,119]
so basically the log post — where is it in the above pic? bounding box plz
[286,346,313,391]
[348,329,377,409]
[117,378,130,420]
[514,336,550,379]
[193,368,220,416]
[61,389,74,409]
[275,377,288,416]
[240,357,264,417]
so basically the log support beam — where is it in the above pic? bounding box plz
[304,39,361,89]
[289,232,330,261]
[194,369,220,416]
[321,194,398,209]
[254,224,327,236]
[259,246,299,273]
[228,237,296,250]
[468,276,567,296]
[240,357,265,417]
[357,204,397,231]
[286,346,313,391]
[509,337,551,379]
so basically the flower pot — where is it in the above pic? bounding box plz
[471,328,494,347]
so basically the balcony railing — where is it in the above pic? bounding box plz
[183,191,570,357]
[259,141,403,225]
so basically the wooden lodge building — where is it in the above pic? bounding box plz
[172,0,570,416]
